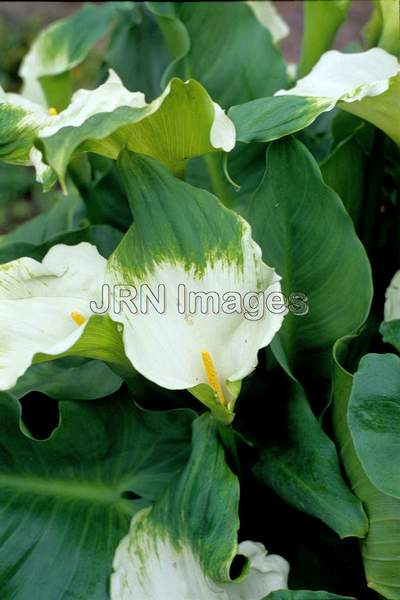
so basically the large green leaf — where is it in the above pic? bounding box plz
[348,353,400,499]
[0,392,195,599]
[254,378,367,539]
[148,1,288,106]
[298,0,352,77]
[105,3,169,100]
[320,117,372,227]
[247,138,372,377]
[333,336,400,599]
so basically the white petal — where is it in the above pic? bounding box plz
[384,270,400,321]
[108,222,283,394]
[221,541,289,599]
[211,102,236,152]
[40,70,146,138]
[247,1,289,44]
[111,510,289,600]
[1,90,49,119]
[0,243,106,390]
[29,147,56,189]
[112,516,227,599]
[276,48,400,103]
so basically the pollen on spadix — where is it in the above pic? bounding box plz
[48,107,58,116]
[71,311,86,326]
[201,350,226,406]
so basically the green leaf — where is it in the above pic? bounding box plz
[76,158,132,231]
[320,118,372,226]
[0,164,34,205]
[254,377,367,539]
[105,4,169,100]
[266,592,355,600]
[380,318,400,353]
[349,353,400,498]
[19,2,135,108]
[298,0,352,77]
[148,1,288,106]
[0,392,195,599]
[229,96,332,144]
[1,183,85,246]
[9,358,122,401]
[333,335,400,599]
[247,138,372,377]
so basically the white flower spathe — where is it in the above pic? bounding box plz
[107,222,283,405]
[384,270,400,321]
[276,48,399,106]
[111,508,289,600]
[0,243,106,390]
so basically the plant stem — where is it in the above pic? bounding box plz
[204,153,232,207]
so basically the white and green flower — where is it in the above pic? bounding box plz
[0,242,131,390]
[18,2,135,107]
[276,47,400,144]
[111,413,290,600]
[112,511,289,600]
[384,270,400,322]
[1,70,235,190]
[106,151,284,420]
[0,243,106,390]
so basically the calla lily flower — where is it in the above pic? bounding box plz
[111,413,289,599]
[384,270,400,321]
[111,510,289,600]
[0,242,122,391]
[276,48,400,144]
[106,151,284,420]
[1,70,235,190]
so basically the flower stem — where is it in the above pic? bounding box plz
[204,153,232,207]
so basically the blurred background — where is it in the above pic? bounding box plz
[0,1,373,234]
